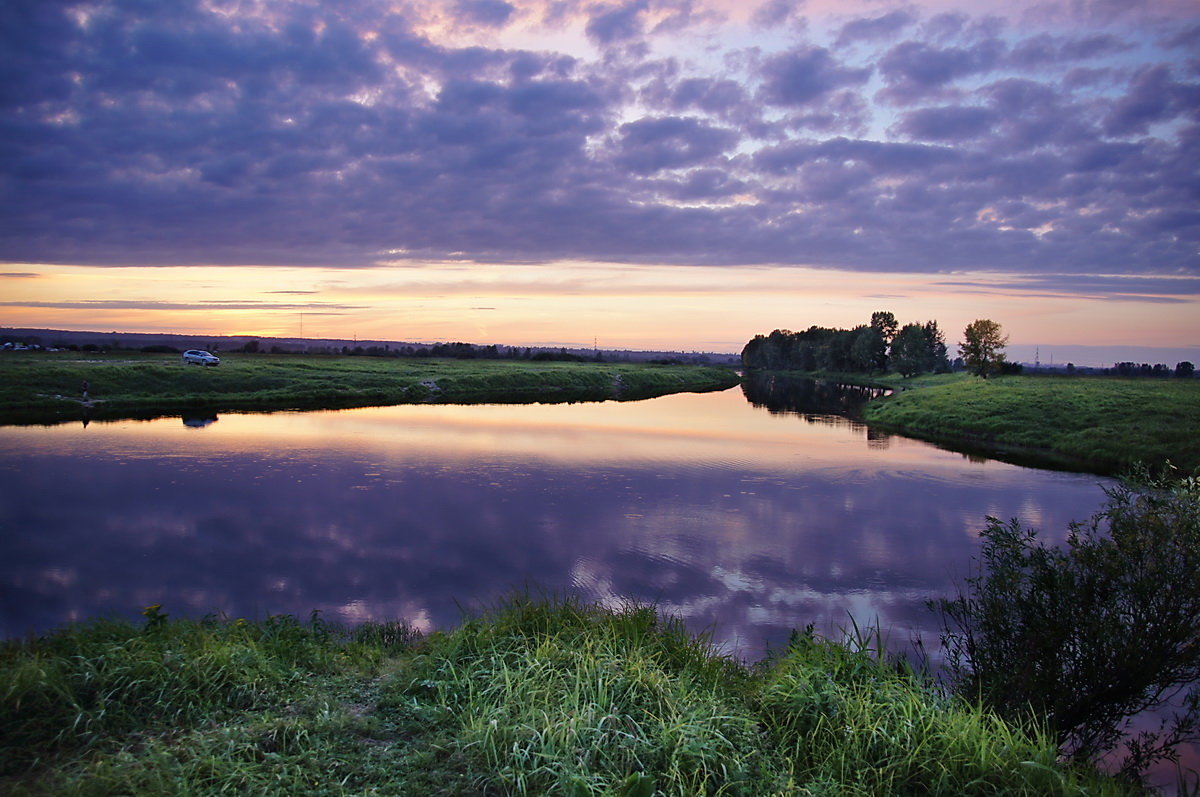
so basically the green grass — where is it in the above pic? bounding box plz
[0,352,740,425]
[2,598,1131,795]
[861,373,1200,475]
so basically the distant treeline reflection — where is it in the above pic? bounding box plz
[741,373,890,431]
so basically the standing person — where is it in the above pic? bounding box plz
[81,379,89,402]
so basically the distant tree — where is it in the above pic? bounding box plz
[791,340,817,372]
[851,326,886,372]
[741,332,773,370]
[1177,361,1195,378]
[744,316,950,375]
[823,329,855,371]
[960,319,1008,378]
[870,311,898,345]
[922,320,950,373]
[891,323,930,377]
[431,342,478,359]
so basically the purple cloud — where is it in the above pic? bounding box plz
[586,1,649,44]
[1163,23,1200,52]
[760,46,872,106]
[1104,65,1200,135]
[878,38,1006,104]
[752,0,805,29]
[835,10,914,47]
[754,138,960,177]
[781,90,871,135]
[669,78,747,116]
[1008,33,1132,68]
[455,0,517,27]
[650,168,747,201]
[895,105,998,142]
[615,116,739,174]
[938,274,1200,299]
[0,0,1195,280]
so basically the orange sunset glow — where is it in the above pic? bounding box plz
[3,263,1196,365]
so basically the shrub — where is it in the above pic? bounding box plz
[935,470,1200,778]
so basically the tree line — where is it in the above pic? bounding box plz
[741,312,953,377]
[1111,361,1195,379]
[199,339,721,366]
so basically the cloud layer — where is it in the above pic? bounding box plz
[2,0,1197,275]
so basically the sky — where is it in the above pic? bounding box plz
[1,0,1198,362]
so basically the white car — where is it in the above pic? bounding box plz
[182,349,220,366]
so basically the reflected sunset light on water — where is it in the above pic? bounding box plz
[1,386,1108,660]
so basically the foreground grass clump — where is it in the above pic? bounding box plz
[379,596,767,795]
[0,608,388,769]
[2,598,1128,795]
[862,373,1200,474]
[0,352,740,425]
[0,608,414,794]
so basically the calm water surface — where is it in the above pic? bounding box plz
[0,383,1110,658]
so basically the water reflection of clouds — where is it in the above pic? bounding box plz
[0,389,1109,659]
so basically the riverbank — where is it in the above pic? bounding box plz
[860,373,1200,475]
[0,598,1129,795]
[0,353,740,425]
[745,370,1199,475]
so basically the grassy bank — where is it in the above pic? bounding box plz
[0,352,740,425]
[860,373,1200,475]
[751,369,1200,475]
[1,598,1129,795]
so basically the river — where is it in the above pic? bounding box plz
[0,378,1111,660]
